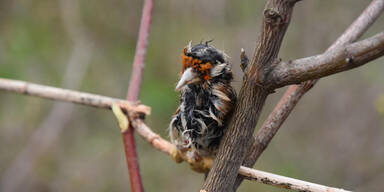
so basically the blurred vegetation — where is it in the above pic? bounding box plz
[0,0,383,191]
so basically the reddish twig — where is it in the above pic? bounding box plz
[234,0,384,190]
[123,0,154,191]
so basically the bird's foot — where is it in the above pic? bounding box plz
[188,156,213,173]
[170,145,184,163]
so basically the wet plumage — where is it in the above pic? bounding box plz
[169,42,236,159]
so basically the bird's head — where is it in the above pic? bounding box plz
[175,41,228,91]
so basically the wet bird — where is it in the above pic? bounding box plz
[169,41,236,161]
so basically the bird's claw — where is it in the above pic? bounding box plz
[170,145,213,173]
[188,157,213,173]
[170,145,184,163]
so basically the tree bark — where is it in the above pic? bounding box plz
[234,1,384,189]
[202,1,300,191]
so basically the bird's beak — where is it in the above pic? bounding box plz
[175,68,196,91]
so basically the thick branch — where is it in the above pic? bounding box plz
[202,1,300,191]
[235,0,384,190]
[0,78,150,115]
[267,31,384,88]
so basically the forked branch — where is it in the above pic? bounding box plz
[202,1,300,191]
[235,0,384,190]
[266,31,384,88]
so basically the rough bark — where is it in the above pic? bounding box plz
[267,32,384,88]
[234,0,384,189]
[202,1,300,191]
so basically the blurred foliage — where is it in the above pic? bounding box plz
[0,0,383,192]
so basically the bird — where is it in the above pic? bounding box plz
[169,41,236,162]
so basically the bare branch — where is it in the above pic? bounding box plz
[132,115,352,192]
[246,81,313,162]
[202,1,300,191]
[267,31,384,88]
[235,0,384,190]
[131,117,352,192]
[126,0,153,100]
[328,0,384,51]
[0,78,150,115]
[133,118,352,192]
[0,77,351,192]
[121,0,154,191]
[238,167,351,192]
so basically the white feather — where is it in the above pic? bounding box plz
[210,63,227,77]
[209,107,223,126]
[187,41,192,53]
[196,118,208,134]
[212,88,230,101]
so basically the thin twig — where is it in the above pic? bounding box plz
[0,77,351,192]
[0,78,150,115]
[235,0,384,190]
[238,167,350,192]
[122,0,154,191]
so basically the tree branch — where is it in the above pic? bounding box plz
[0,1,381,191]
[0,77,351,192]
[238,167,350,192]
[131,118,351,192]
[0,78,151,115]
[235,0,384,189]
[122,0,154,191]
[267,31,384,88]
[202,1,300,191]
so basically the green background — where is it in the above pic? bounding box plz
[0,0,383,191]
